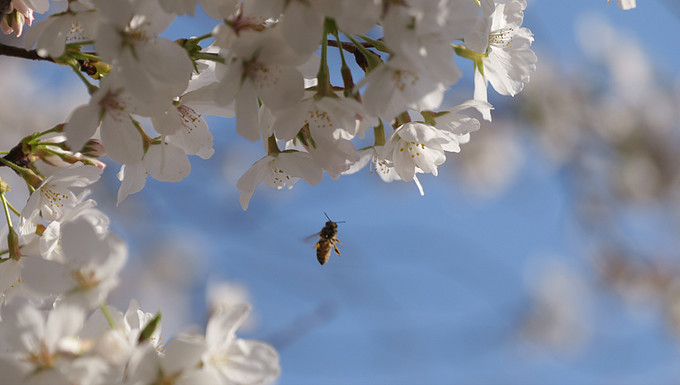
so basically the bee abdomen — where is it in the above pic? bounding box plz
[316,241,331,265]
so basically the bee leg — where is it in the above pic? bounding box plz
[333,243,341,257]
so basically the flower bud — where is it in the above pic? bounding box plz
[0,6,33,37]
[21,167,43,190]
[7,227,20,259]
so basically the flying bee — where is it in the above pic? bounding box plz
[309,213,344,265]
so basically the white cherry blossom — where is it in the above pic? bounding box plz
[467,0,537,119]
[115,140,192,204]
[214,26,307,141]
[383,122,447,183]
[63,82,145,164]
[20,217,127,308]
[237,150,323,210]
[164,61,234,160]
[360,55,448,122]
[381,0,478,87]
[24,1,99,58]
[39,199,109,261]
[80,299,162,369]
[195,304,280,385]
[92,0,193,104]
[274,94,373,178]
[0,298,90,384]
[19,163,102,242]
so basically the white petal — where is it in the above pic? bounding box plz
[138,38,193,95]
[236,157,271,210]
[20,257,72,298]
[143,142,191,182]
[100,112,144,164]
[254,65,304,111]
[92,0,133,27]
[1,298,45,352]
[161,335,206,375]
[235,84,261,141]
[61,218,101,265]
[277,152,323,186]
[281,2,323,55]
[44,304,85,352]
[206,304,250,348]
[117,163,147,205]
[0,258,22,293]
[36,15,72,58]
[64,104,102,152]
[473,67,492,121]
[166,105,214,159]
[219,339,280,384]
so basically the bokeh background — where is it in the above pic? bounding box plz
[3,0,680,383]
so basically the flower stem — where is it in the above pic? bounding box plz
[99,303,117,328]
[69,61,99,95]
[315,18,334,98]
[0,158,43,190]
[331,30,354,96]
[346,35,381,72]
[373,120,386,147]
[357,35,390,53]
[6,201,20,217]
[34,124,65,139]
[0,157,26,174]
[0,183,21,260]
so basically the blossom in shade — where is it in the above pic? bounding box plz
[237,150,323,210]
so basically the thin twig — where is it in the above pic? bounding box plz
[0,42,54,62]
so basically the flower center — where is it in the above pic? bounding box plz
[269,164,291,187]
[250,63,282,89]
[399,141,426,159]
[178,105,201,134]
[73,269,99,289]
[124,15,151,44]
[67,20,88,43]
[489,27,514,49]
[305,107,334,131]
[391,68,419,92]
[372,156,391,175]
[100,91,129,122]
[41,185,69,216]
[27,341,56,369]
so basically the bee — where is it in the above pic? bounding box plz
[311,213,344,265]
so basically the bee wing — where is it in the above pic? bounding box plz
[303,232,321,243]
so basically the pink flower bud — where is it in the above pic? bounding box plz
[1,1,34,37]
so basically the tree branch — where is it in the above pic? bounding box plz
[0,42,54,62]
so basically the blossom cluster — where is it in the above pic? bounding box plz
[5,0,542,209]
[0,159,279,384]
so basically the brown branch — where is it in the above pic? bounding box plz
[0,42,55,62]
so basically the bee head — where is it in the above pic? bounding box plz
[324,212,344,226]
